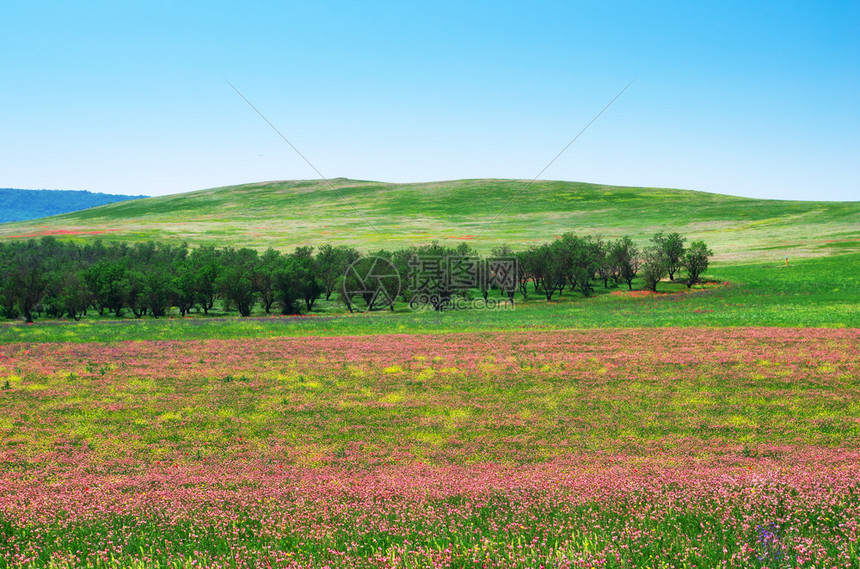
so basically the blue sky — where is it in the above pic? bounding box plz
[2,1,858,200]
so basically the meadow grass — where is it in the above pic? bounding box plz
[0,179,857,261]
[0,328,858,568]
[3,329,857,461]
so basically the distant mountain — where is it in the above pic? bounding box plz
[0,189,147,223]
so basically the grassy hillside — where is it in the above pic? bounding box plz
[0,178,857,260]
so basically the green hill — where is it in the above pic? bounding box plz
[0,178,857,260]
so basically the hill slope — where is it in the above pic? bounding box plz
[0,179,856,260]
[0,188,146,223]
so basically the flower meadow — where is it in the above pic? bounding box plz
[0,328,858,568]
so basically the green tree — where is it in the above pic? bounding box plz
[83,260,128,316]
[490,244,517,303]
[559,233,599,297]
[610,236,640,291]
[217,248,259,317]
[391,247,417,304]
[256,248,282,314]
[406,242,458,310]
[57,271,91,321]
[592,237,615,289]
[2,241,49,323]
[171,261,199,317]
[526,243,567,301]
[641,242,669,292]
[142,269,173,318]
[342,249,399,312]
[124,269,148,318]
[682,241,714,287]
[189,245,221,315]
[515,249,536,300]
[653,231,686,280]
[290,248,323,311]
[316,244,360,301]
[273,256,304,315]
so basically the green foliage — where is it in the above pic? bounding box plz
[610,236,639,291]
[0,228,854,335]
[171,261,199,316]
[2,252,856,342]
[653,231,686,280]
[341,248,400,312]
[683,240,714,287]
[292,250,323,312]
[641,233,670,292]
[0,240,50,322]
[315,244,359,301]
[216,247,258,317]
[83,259,128,316]
[189,245,220,315]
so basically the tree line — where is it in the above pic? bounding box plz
[0,233,712,322]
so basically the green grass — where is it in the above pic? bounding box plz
[0,178,857,261]
[2,252,856,343]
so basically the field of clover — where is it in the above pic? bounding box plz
[0,327,858,567]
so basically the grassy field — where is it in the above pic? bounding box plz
[0,178,857,261]
[0,178,858,568]
[1,328,858,568]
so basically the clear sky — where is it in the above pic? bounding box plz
[2,1,858,200]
